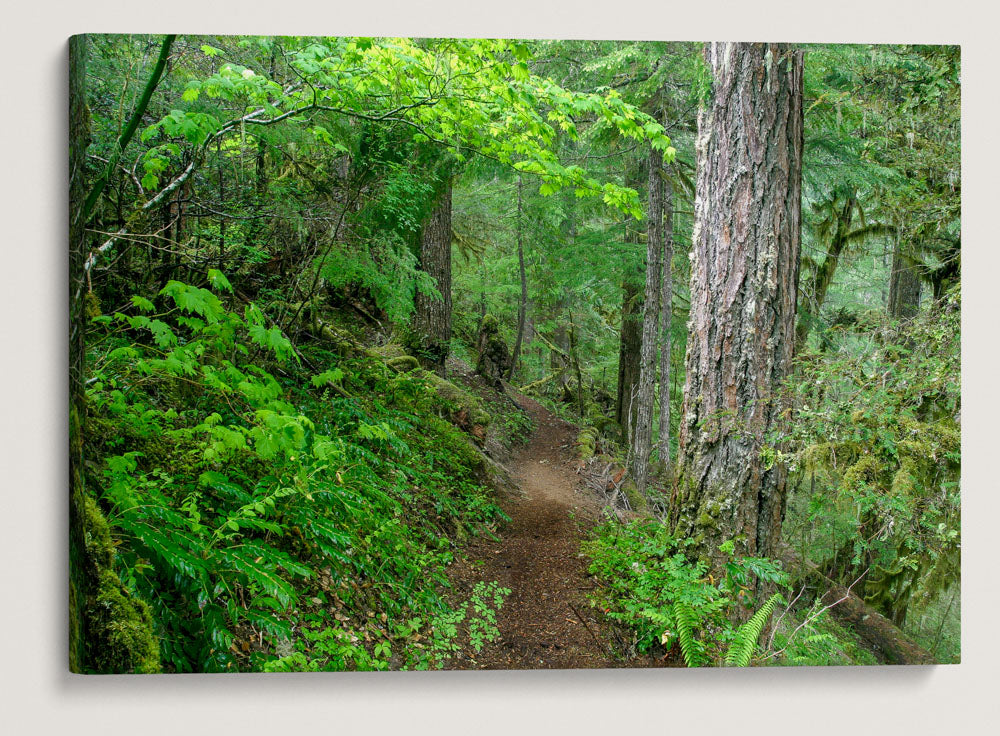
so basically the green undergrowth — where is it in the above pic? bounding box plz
[584,519,791,667]
[83,272,510,672]
[448,368,534,448]
[585,519,890,666]
[781,288,960,644]
[768,605,879,666]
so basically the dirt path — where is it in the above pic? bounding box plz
[447,394,665,670]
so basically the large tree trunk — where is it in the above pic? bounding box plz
[672,43,804,574]
[657,174,674,470]
[69,33,89,674]
[413,181,453,373]
[630,145,664,491]
[888,238,921,320]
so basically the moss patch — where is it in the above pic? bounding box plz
[620,480,649,513]
[577,427,599,460]
[83,497,160,673]
[422,370,492,428]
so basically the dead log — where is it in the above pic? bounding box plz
[780,545,934,665]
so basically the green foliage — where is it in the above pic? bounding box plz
[783,288,960,627]
[583,520,789,667]
[725,593,782,667]
[84,274,508,672]
[264,579,509,672]
[76,36,961,672]
[769,603,879,667]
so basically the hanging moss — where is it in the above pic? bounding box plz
[84,291,102,320]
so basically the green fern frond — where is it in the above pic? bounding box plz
[725,593,782,667]
[672,602,708,667]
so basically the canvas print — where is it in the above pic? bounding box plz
[68,35,960,673]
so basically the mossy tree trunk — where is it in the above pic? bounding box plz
[888,238,921,320]
[70,35,161,673]
[414,180,453,373]
[673,43,804,574]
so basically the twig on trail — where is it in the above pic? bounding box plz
[568,602,613,656]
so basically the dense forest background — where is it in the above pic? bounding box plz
[68,35,960,673]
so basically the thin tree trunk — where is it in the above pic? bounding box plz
[888,235,921,320]
[657,173,674,470]
[631,145,664,491]
[413,180,453,373]
[569,311,585,417]
[508,175,527,381]
[673,43,804,575]
[931,587,958,658]
[615,169,644,444]
[81,34,175,223]
[616,275,642,441]
[218,137,227,270]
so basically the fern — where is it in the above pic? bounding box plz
[86,275,510,671]
[725,593,782,667]
[672,602,708,667]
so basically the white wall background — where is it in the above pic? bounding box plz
[2,2,995,733]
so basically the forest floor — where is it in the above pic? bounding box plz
[445,385,673,670]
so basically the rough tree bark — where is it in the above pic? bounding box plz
[630,145,664,491]
[413,180,453,373]
[656,173,674,470]
[672,43,804,573]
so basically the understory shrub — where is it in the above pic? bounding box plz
[84,273,509,672]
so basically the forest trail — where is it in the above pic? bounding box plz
[448,393,666,670]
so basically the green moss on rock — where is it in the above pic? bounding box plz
[577,427,599,460]
[422,370,492,427]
